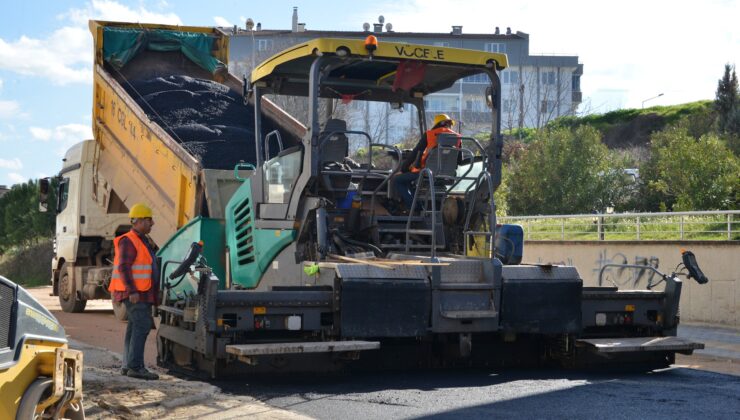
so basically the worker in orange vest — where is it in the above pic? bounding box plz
[109,203,159,380]
[393,114,461,209]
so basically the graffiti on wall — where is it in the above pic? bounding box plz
[535,256,574,266]
[594,250,660,288]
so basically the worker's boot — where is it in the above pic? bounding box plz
[127,367,159,380]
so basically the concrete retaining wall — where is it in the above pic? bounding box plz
[523,241,739,327]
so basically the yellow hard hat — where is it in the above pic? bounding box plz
[433,114,455,127]
[128,203,153,219]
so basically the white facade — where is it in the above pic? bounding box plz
[225,12,582,141]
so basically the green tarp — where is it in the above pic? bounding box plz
[102,27,226,75]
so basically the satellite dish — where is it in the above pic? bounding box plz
[363,22,370,31]
[385,23,393,32]
[246,18,254,31]
[378,15,385,24]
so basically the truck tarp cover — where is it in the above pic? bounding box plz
[103,27,225,75]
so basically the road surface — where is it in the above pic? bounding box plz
[29,286,740,419]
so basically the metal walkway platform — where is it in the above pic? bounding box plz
[577,336,705,354]
[226,340,380,356]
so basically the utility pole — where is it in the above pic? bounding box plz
[246,18,255,71]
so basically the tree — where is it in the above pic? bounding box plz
[715,63,739,136]
[639,127,739,211]
[505,126,631,215]
[0,179,56,254]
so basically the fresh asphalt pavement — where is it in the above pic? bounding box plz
[214,324,740,419]
[216,365,739,419]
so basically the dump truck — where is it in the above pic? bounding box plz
[151,35,707,377]
[42,20,304,319]
[0,276,85,419]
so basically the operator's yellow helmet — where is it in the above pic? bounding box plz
[128,203,153,219]
[433,114,455,127]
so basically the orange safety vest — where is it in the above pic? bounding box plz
[109,230,153,292]
[410,127,461,173]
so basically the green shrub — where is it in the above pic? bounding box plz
[640,127,740,211]
[505,126,632,215]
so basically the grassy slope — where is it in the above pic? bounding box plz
[554,100,713,130]
[552,100,714,148]
[503,100,715,148]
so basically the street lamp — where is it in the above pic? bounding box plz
[641,93,664,109]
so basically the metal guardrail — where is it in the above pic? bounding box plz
[499,210,739,241]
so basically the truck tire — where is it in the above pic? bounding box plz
[112,298,128,321]
[58,262,87,313]
[16,378,85,420]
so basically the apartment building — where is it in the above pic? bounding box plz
[224,8,582,142]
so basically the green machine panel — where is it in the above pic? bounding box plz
[157,217,226,297]
[225,178,295,289]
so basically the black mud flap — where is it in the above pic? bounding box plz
[340,278,430,338]
[577,336,705,354]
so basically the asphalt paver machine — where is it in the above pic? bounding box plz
[155,37,705,377]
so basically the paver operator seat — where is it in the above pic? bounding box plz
[407,134,462,211]
[319,118,352,198]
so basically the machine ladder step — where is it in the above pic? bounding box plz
[380,228,434,235]
[437,282,494,290]
[576,336,704,354]
[376,215,425,222]
[440,309,497,319]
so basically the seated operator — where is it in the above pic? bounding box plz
[392,114,461,210]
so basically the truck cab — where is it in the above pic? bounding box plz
[49,140,130,315]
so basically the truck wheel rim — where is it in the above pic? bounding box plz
[60,274,71,301]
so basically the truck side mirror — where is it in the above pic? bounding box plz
[243,76,253,105]
[39,178,50,213]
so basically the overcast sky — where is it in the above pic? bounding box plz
[0,0,737,187]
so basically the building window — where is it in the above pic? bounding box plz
[503,99,517,113]
[433,41,450,47]
[541,71,556,85]
[572,75,581,91]
[484,43,506,53]
[257,39,273,51]
[540,100,555,113]
[502,70,519,84]
[424,95,457,112]
[462,73,489,84]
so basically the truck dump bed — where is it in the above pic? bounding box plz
[90,20,304,245]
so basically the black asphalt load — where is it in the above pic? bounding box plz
[125,75,276,170]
